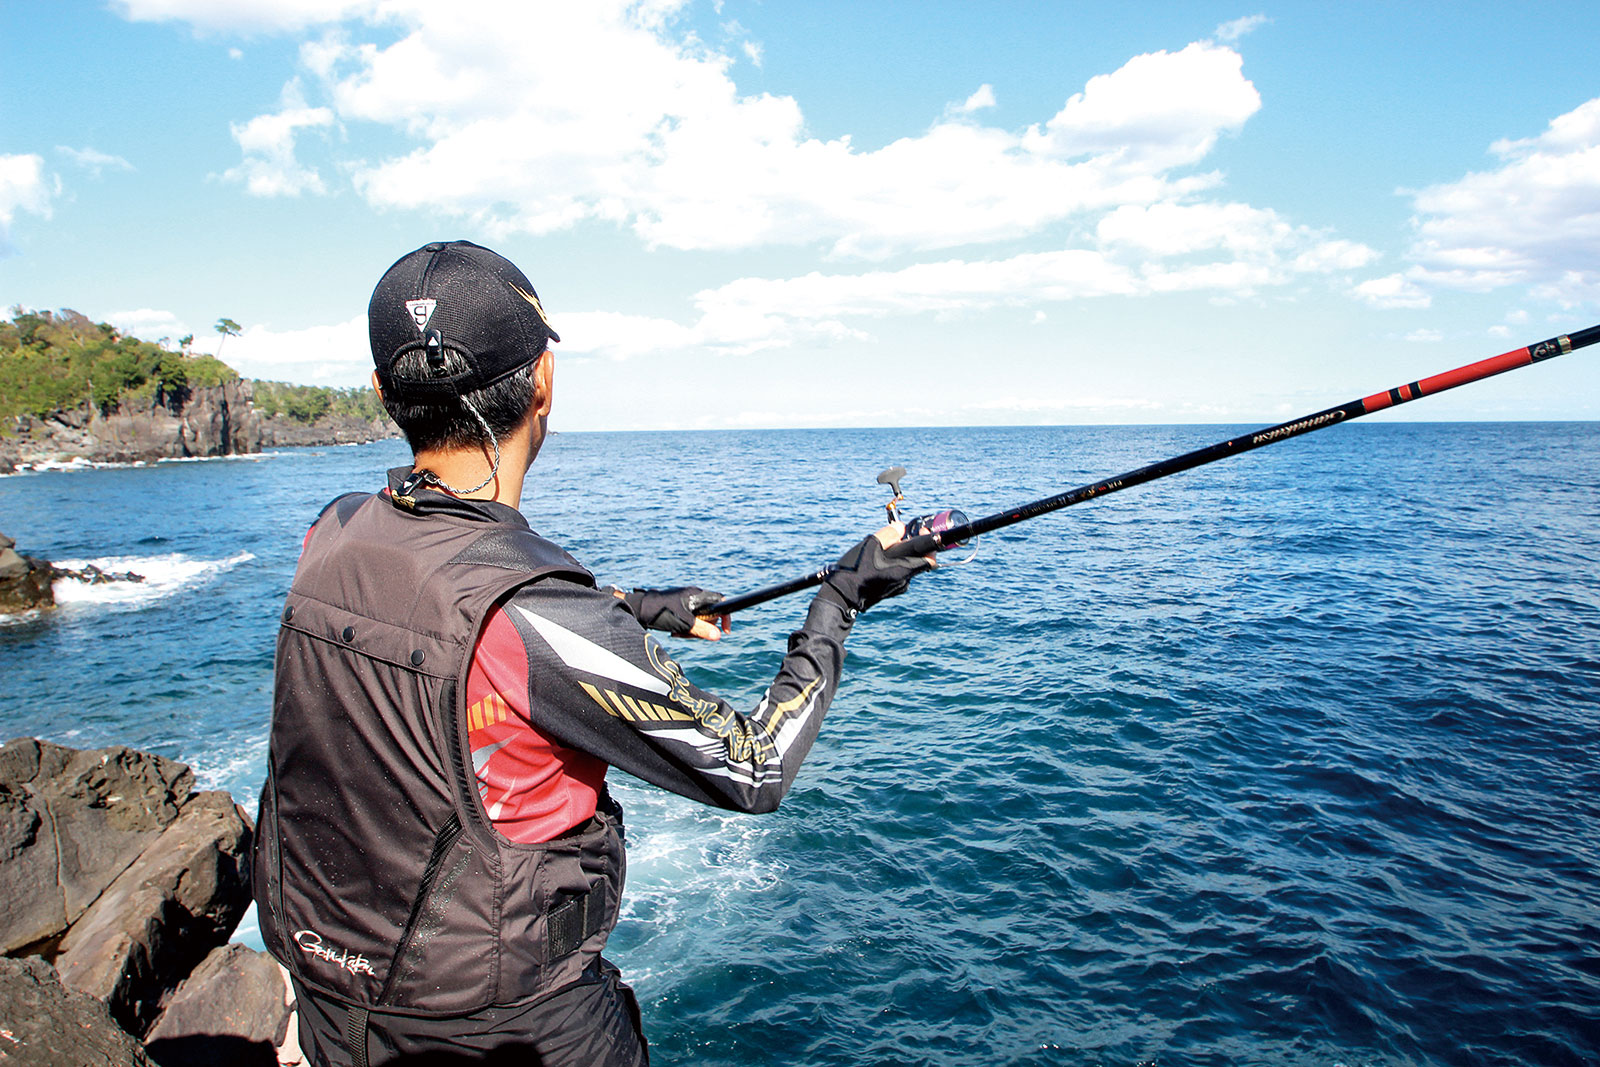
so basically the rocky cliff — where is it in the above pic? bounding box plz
[258,411,396,448]
[1,381,261,470]
[0,383,395,473]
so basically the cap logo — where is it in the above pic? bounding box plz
[509,284,553,331]
[405,298,438,333]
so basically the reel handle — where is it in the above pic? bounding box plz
[876,466,907,522]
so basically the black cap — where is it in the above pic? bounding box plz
[369,240,560,402]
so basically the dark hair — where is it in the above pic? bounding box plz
[381,347,538,454]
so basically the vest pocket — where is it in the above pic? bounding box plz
[379,813,468,1005]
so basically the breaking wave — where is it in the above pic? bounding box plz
[49,551,255,609]
[1,453,277,477]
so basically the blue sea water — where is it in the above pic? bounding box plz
[1,423,1597,1066]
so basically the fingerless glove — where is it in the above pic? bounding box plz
[620,586,724,635]
[817,535,932,614]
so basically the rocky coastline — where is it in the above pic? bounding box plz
[0,737,298,1066]
[0,382,396,475]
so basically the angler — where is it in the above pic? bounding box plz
[252,240,933,1066]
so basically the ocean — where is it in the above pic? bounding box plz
[1,423,1596,1066]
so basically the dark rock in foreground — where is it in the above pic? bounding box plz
[0,955,154,1066]
[0,738,194,954]
[50,561,146,585]
[143,943,294,1067]
[0,738,254,1041]
[0,739,296,1059]
[0,533,55,614]
[56,790,253,1035]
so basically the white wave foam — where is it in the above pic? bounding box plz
[0,607,48,626]
[25,457,99,472]
[3,453,277,476]
[50,552,254,609]
[609,792,793,988]
[156,453,273,465]
[192,739,267,803]
[613,783,788,921]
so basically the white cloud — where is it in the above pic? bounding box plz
[963,393,1165,414]
[1530,270,1600,309]
[562,229,1372,358]
[741,40,763,68]
[1214,15,1269,43]
[1293,239,1376,272]
[107,307,189,340]
[0,154,55,253]
[1352,271,1431,309]
[128,3,1383,355]
[708,389,1171,430]
[108,305,370,383]
[554,310,700,360]
[111,0,373,32]
[956,84,997,114]
[218,316,371,385]
[695,252,1136,337]
[1087,200,1376,303]
[245,9,1265,259]
[56,146,135,176]
[1019,41,1259,170]
[1405,328,1443,343]
[1097,201,1375,279]
[1394,96,1600,307]
[222,95,335,196]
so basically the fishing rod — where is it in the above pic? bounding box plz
[710,324,1600,616]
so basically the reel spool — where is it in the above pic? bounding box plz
[875,467,975,561]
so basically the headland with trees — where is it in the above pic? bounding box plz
[0,307,396,472]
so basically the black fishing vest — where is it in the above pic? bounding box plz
[252,479,625,1015]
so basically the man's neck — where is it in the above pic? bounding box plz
[411,420,537,508]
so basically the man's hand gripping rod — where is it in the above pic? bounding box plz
[707,325,1600,618]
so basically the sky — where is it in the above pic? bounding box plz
[2,1,1598,431]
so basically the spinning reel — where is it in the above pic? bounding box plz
[875,466,975,560]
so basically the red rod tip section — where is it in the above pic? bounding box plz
[1362,347,1537,414]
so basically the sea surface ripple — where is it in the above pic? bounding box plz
[1,423,1596,1066]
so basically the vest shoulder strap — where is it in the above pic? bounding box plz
[443,526,594,587]
[312,491,367,527]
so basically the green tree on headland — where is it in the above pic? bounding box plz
[0,307,241,422]
[2,307,386,431]
[214,317,242,360]
[253,379,387,424]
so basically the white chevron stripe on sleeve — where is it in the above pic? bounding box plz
[630,725,727,757]
[514,605,671,696]
[696,761,781,787]
[770,688,822,760]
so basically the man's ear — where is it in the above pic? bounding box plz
[370,370,384,403]
[532,349,555,418]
